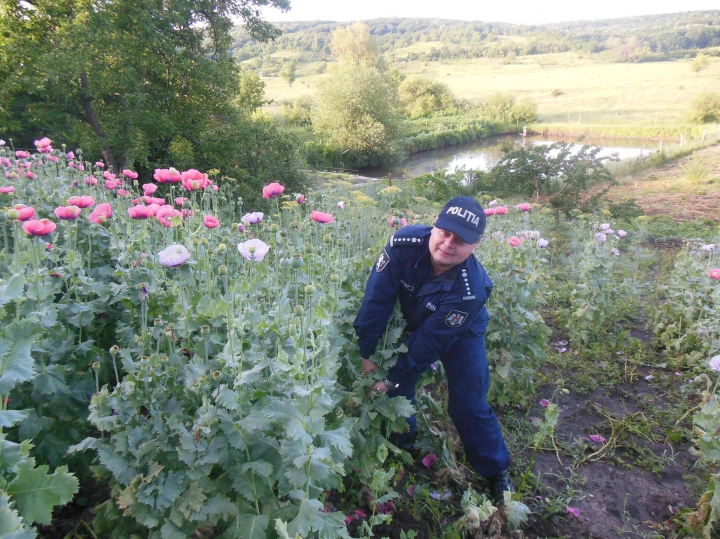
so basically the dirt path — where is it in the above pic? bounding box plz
[607,143,720,222]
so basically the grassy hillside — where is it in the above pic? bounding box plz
[261,53,720,125]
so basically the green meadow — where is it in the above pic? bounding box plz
[258,52,720,125]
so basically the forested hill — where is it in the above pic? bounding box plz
[230,11,720,63]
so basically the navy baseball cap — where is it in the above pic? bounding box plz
[435,196,486,244]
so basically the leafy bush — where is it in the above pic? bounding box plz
[687,92,720,123]
[608,199,645,221]
[479,93,538,124]
[399,78,457,119]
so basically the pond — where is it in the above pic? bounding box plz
[358,135,661,179]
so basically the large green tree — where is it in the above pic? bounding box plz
[0,0,289,172]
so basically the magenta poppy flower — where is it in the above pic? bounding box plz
[158,244,191,267]
[143,196,166,205]
[95,161,105,168]
[16,206,36,221]
[406,485,416,496]
[539,399,550,407]
[181,169,211,191]
[25,172,37,180]
[89,203,112,224]
[153,168,181,184]
[85,176,98,186]
[66,151,75,159]
[262,182,284,199]
[103,171,116,182]
[516,203,531,212]
[54,205,82,220]
[122,169,138,179]
[353,509,367,519]
[709,268,720,280]
[484,208,495,216]
[588,434,606,443]
[296,193,305,204]
[34,137,52,152]
[204,215,219,228]
[128,205,152,220]
[311,210,333,224]
[173,197,186,206]
[142,183,158,195]
[67,196,95,208]
[0,186,15,194]
[566,507,580,518]
[22,218,56,236]
[421,453,437,468]
[155,205,182,227]
[15,151,30,159]
[105,180,119,190]
[495,206,507,215]
[508,236,522,247]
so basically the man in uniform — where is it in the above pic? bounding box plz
[353,196,512,505]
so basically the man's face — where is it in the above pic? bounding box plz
[428,227,479,273]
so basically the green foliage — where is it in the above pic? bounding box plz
[399,78,456,119]
[237,70,271,113]
[691,52,711,75]
[280,61,297,87]
[608,199,645,221]
[479,94,538,124]
[687,92,720,123]
[279,97,314,127]
[487,140,616,217]
[329,22,380,68]
[412,169,480,203]
[0,0,289,173]
[312,64,404,167]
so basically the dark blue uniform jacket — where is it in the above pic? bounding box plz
[354,225,493,383]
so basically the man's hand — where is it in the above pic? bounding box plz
[362,358,377,376]
[371,381,389,394]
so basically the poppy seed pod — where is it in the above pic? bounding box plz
[304,284,314,295]
[91,361,101,372]
[200,325,210,336]
[289,323,297,336]
[289,221,297,229]
[330,274,340,282]
[290,255,304,269]
[218,264,227,275]
[323,234,332,244]
[270,224,279,233]
[293,305,304,317]
[304,243,313,254]
[218,243,227,252]
[165,328,173,339]
[212,370,222,380]
[154,318,162,327]
[200,237,207,245]
[279,229,287,237]
[25,187,35,196]
[192,238,199,246]
[110,345,120,356]
[7,209,18,219]
[160,354,168,363]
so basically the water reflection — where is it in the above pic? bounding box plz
[360,135,659,179]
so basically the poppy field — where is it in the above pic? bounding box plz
[0,138,719,539]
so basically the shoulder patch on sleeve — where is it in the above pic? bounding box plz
[375,249,390,272]
[445,309,469,328]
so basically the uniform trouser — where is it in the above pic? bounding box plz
[387,331,511,478]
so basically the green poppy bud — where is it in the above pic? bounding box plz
[201,325,210,336]
[160,354,168,363]
[290,254,304,269]
[192,238,199,246]
[304,284,314,295]
[330,274,340,282]
[293,305,304,316]
[91,361,101,371]
[165,328,173,339]
[218,243,227,252]
[289,323,297,336]
[304,242,313,254]
[212,370,222,380]
[154,318,162,327]
[289,221,297,229]
[323,234,332,244]
[270,224,279,233]
[7,209,18,220]
[110,345,120,356]
[200,237,207,245]
[24,187,35,196]
[279,230,287,237]
[0,213,7,223]
[218,264,227,274]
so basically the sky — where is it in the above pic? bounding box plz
[261,0,719,26]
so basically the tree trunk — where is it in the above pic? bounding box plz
[79,72,119,172]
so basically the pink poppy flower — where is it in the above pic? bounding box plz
[48,156,59,163]
[617,230,627,237]
[95,161,105,168]
[89,203,112,224]
[105,180,119,190]
[212,184,218,191]
[495,206,507,215]
[488,200,498,207]
[353,509,368,519]
[406,485,416,496]
[0,186,15,194]
[508,236,522,247]
[204,215,219,228]
[296,193,305,204]
[337,201,345,209]
[16,206,36,221]
[484,208,495,216]
[143,196,166,205]
[311,210,334,224]
[539,399,550,407]
[146,203,163,217]
[66,151,75,159]
[516,203,531,212]
[54,205,82,220]
[142,183,158,195]
[537,238,549,248]
[34,137,52,152]
[67,196,95,208]
[15,151,30,159]
[85,176,98,186]
[22,218,56,236]
[422,453,437,468]
[343,515,353,525]
[122,169,138,179]
[175,197,187,206]
[566,507,580,518]
[117,189,130,196]
[128,205,152,220]
[262,182,284,199]
[155,205,182,227]
[595,233,607,243]
[153,168,181,184]
[103,171,116,182]
[181,169,210,191]
[25,171,37,180]
[709,269,720,280]
[588,434,606,443]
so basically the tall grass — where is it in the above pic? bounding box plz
[530,123,718,140]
